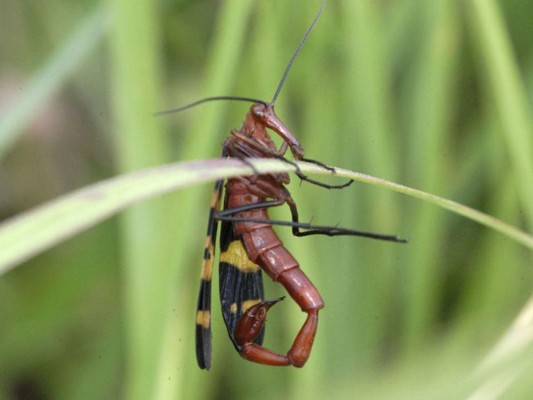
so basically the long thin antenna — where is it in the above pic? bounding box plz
[270,0,326,106]
[156,0,326,116]
[154,96,267,116]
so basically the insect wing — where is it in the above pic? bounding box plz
[195,179,223,370]
[219,213,265,351]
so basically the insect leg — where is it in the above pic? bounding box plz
[217,179,406,242]
[216,215,405,242]
[231,131,351,189]
[284,197,404,240]
[216,199,285,217]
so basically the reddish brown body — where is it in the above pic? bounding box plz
[193,102,403,369]
[186,0,404,369]
[221,103,325,367]
[227,184,324,312]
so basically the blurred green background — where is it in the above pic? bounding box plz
[1,0,532,399]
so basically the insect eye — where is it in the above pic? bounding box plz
[251,103,268,120]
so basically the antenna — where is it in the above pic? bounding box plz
[155,0,326,116]
[154,96,267,116]
[270,0,326,106]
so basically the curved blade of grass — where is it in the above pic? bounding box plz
[0,4,110,159]
[0,159,531,278]
[0,159,273,276]
[333,165,533,250]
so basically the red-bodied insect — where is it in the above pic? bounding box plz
[158,0,406,369]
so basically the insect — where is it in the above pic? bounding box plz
[158,0,406,369]
[194,106,406,369]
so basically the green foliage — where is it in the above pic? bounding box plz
[1,0,532,399]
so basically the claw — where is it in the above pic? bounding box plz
[234,297,285,345]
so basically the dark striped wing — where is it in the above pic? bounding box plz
[219,205,265,351]
[195,179,223,370]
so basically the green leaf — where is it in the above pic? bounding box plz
[1,159,531,277]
